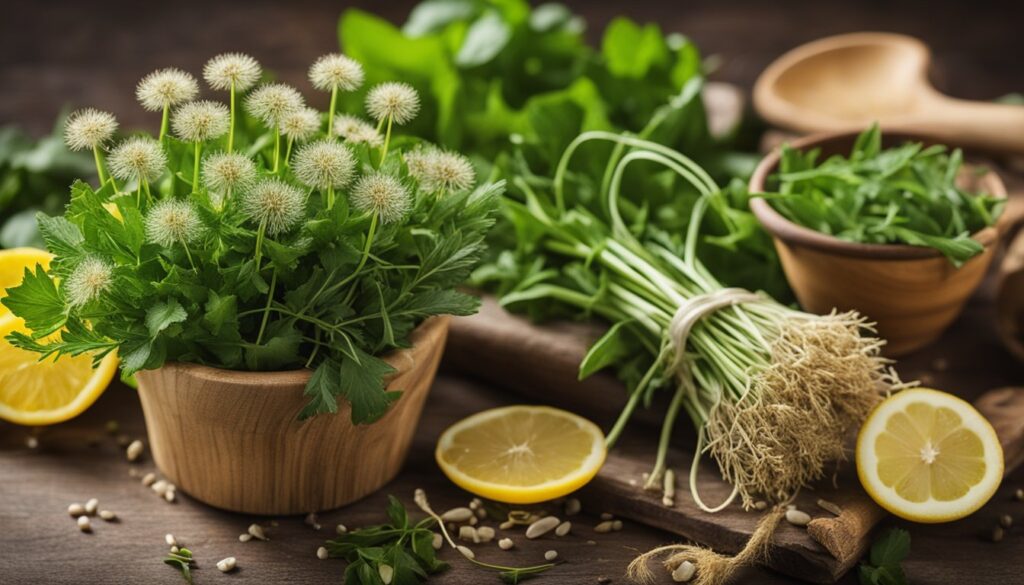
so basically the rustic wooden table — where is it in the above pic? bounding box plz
[2,1,1023,583]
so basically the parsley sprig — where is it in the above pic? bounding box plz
[859,527,911,585]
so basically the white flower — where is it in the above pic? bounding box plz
[280,107,322,142]
[203,152,257,192]
[245,84,305,128]
[64,109,118,151]
[65,257,114,308]
[308,53,364,92]
[136,68,199,112]
[145,199,204,247]
[351,173,411,224]
[108,137,167,183]
[365,82,420,125]
[172,100,230,143]
[203,53,262,92]
[242,179,306,236]
[292,140,356,191]
[403,148,433,182]
[333,114,382,146]
[423,150,475,193]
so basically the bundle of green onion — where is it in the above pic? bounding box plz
[491,132,902,510]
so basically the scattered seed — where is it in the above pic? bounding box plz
[316,546,329,560]
[441,507,474,523]
[597,577,612,584]
[526,516,561,539]
[498,537,514,550]
[555,521,572,537]
[141,472,157,487]
[217,557,237,573]
[499,520,515,530]
[151,480,169,495]
[336,524,347,535]
[663,469,676,507]
[304,512,321,530]
[1015,488,1024,502]
[816,499,843,516]
[457,545,475,560]
[469,515,479,526]
[671,560,696,582]
[1000,515,1013,529]
[248,523,268,541]
[116,434,131,447]
[99,510,116,521]
[475,507,487,519]
[477,526,496,543]
[84,498,99,516]
[68,503,86,517]
[105,420,120,435]
[600,512,613,521]
[612,520,623,531]
[544,550,558,561]
[379,563,394,585]
[165,534,178,547]
[432,533,443,550]
[25,436,39,449]
[239,533,252,542]
[785,509,811,527]
[170,546,179,554]
[594,521,614,533]
[459,525,478,543]
[991,526,1005,542]
[564,498,581,517]
[164,490,176,503]
[126,440,144,462]
[469,498,482,510]
[77,515,91,532]
[753,501,768,511]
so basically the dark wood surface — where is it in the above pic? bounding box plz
[2,1,1024,584]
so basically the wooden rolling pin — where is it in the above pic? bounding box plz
[446,298,1024,583]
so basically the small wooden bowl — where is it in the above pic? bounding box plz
[136,316,450,515]
[748,131,1007,356]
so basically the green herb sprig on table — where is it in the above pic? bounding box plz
[163,547,195,585]
[326,494,554,584]
[769,123,1004,266]
[859,528,911,585]
[1,52,501,423]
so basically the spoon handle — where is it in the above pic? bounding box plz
[911,97,1024,154]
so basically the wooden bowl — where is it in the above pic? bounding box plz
[136,316,450,515]
[748,131,1007,356]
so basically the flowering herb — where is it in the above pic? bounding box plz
[2,52,501,423]
[769,124,1004,266]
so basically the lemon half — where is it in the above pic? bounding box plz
[436,405,607,504]
[856,388,1003,523]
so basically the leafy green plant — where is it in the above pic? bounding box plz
[2,52,501,423]
[769,124,1004,266]
[859,528,910,585]
[163,547,195,584]
[0,119,94,249]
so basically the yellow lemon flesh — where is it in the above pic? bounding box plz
[856,388,1003,523]
[0,248,119,426]
[0,247,52,322]
[436,405,607,504]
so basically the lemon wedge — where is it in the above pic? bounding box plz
[0,247,52,322]
[856,388,1003,523]
[436,405,607,504]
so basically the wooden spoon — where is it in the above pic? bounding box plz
[754,32,1024,153]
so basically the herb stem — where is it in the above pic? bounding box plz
[379,116,393,164]
[272,125,281,173]
[327,84,338,138]
[159,104,169,142]
[228,79,236,153]
[256,270,277,345]
[92,146,109,187]
[192,142,202,190]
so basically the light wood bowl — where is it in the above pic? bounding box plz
[749,131,1007,356]
[136,316,450,515]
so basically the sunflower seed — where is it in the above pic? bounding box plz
[594,521,614,533]
[99,510,116,521]
[498,537,514,550]
[753,501,768,511]
[785,509,811,526]
[672,560,696,582]
[126,440,144,462]
[217,557,237,572]
[165,534,178,547]
[316,546,329,560]
[544,550,558,561]
[432,533,443,550]
[441,507,474,523]
[248,523,268,541]
[564,498,581,516]
[555,521,572,537]
[379,563,394,585]
[239,533,252,542]
[84,498,99,516]
[816,499,842,516]
[336,524,347,535]
[77,515,91,532]
[141,472,157,487]
[477,526,496,543]
[68,503,86,517]
[526,516,560,539]
[459,525,478,543]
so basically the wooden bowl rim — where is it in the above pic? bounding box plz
[155,315,450,386]
[748,130,1007,260]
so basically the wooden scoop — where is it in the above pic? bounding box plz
[753,32,1024,153]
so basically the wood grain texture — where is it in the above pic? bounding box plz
[134,317,449,515]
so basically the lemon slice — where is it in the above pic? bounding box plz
[0,247,53,322]
[436,406,607,504]
[856,388,1003,523]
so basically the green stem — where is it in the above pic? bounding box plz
[379,116,393,165]
[327,85,338,137]
[284,136,295,168]
[351,214,378,280]
[93,146,109,187]
[256,270,277,345]
[142,180,153,206]
[183,243,197,271]
[254,217,267,265]
[326,185,335,210]
[272,125,281,173]
[228,80,236,153]
[644,384,687,489]
[159,105,170,142]
[192,142,202,190]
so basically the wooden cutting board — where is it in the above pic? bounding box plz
[444,297,1024,583]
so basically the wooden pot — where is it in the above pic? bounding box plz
[749,131,1007,356]
[135,316,450,515]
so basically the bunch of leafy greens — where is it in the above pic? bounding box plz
[859,528,911,585]
[0,118,94,248]
[2,56,501,424]
[769,124,1004,266]
[337,0,761,183]
[325,496,448,585]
